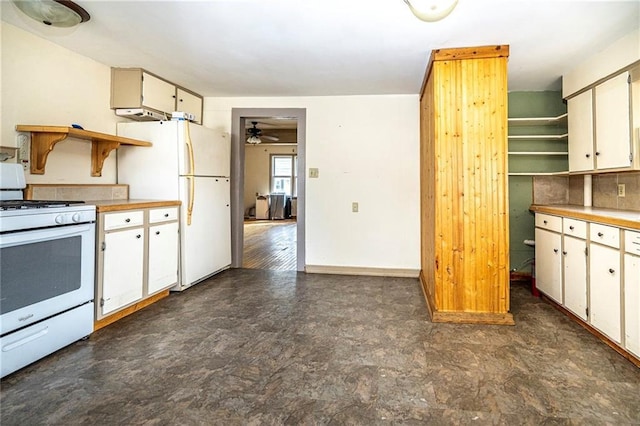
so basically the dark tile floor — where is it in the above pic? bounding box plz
[1,269,639,425]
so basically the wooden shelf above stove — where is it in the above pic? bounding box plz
[16,125,152,177]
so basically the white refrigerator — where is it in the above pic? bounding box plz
[116,120,231,291]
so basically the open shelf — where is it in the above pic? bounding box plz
[16,125,152,177]
[508,151,568,156]
[508,133,568,140]
[507,113,568,127]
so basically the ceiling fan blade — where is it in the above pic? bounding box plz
[261,135,279,142]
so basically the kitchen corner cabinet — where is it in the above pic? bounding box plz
[95,205,179,326]
[110,68,203,124]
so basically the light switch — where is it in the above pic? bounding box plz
[309,168,319,178]
[352,202,358,213]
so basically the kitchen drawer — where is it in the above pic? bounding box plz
[625,229,640,255]
[535,213,562,233]
[149,207,178,224]
[563,218,587,239]
[590,223,620,249]
[103,210,144,231]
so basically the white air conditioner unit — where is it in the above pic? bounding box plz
[115,108,166,121]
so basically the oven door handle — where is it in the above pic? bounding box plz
[0,223,94,247]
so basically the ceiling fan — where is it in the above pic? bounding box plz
[246,121,279,144]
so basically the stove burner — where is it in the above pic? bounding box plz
[0,200,85,211]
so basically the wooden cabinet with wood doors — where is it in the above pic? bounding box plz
[419,45,513,325]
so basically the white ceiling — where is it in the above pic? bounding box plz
[2,1,638,97]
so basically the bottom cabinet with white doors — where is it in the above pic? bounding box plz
[625,230,640,358]
[533,211,639,365]
[96,204,180,324]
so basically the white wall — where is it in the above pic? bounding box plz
[244,144,297,211]
[204,95,421,271]
[1,23,119,183]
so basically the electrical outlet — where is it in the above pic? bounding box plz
[309,168,319,178]
[17,134,29,170]
[352,202,359,213]
[618,184,625,197]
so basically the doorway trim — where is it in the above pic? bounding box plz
[230,108,306,271]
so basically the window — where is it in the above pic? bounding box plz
[271,155,297,196]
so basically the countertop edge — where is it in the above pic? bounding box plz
[530,204,640,230]
[93,199,181,213]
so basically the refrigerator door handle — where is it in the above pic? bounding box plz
[187,175,195,226]
[185,121,195,176]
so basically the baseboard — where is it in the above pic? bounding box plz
[304,265,420,278]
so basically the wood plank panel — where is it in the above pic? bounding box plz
[242,220,297,271]
[420,45,512,324]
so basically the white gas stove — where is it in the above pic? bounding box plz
[0,163,96,378]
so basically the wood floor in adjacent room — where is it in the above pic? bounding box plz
[243,219,296,271]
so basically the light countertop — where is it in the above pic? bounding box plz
[530,204,640,230]
[91,199,181,213]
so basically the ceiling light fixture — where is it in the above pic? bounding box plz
[403,0,458,22]
[13,0,90,27]
[246,122,262,144]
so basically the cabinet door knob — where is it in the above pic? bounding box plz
[164,213,169,217]
[597,232,604,237]
[553,249,558,253]
[569,226,574,230]
[156,231,160,235]
[586,153,590,158]
[543,220,548,224]
[595,151,600,156]
[609,268,615,274]
[125,218,131,223]
[136,234,141,239]
[562,251,567,255]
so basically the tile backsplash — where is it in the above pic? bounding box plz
[533,171,640,212]
[25,184,129,201]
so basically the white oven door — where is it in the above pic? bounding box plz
[0,223,95,335]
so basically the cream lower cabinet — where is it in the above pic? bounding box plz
[535,214,563,303]
[624,230,640,357]
[589,243,622,343]
[563,219,588,321]
[148,221,179,294]
[96,206,179,321]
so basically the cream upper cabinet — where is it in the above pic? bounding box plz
[111,68,203,124]
[176,88,203,124]
[141,72,176,114]
[568,90,594,172]
[567,71,634,172]
[594,72,632,170]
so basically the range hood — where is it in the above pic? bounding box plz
[115,108,167,121]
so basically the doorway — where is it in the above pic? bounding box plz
[230,108,306,271]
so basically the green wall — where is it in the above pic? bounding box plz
[508,91,567,273]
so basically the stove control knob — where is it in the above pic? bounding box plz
[72,213,82,223]
[55,215,64,224]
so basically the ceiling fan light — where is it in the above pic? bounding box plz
[403,0,458,22]
[13,0,90,27]
[247,135,261,144]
